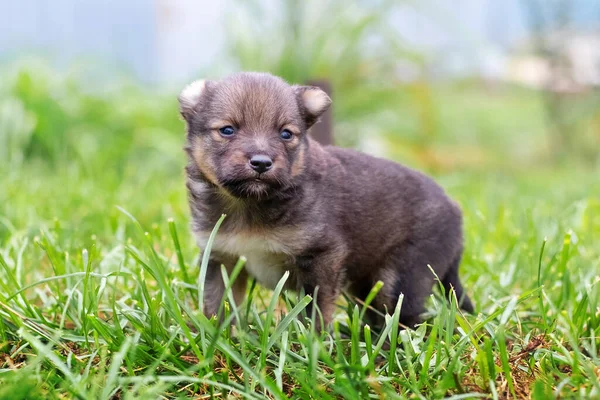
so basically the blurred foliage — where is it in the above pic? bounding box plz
[228,0,599,168]
[521,0,600,162]
[0,62,187,242]
[0,1,597,178]
[1,0,598,238]
[227,0,423,148]
[0,62,182,172]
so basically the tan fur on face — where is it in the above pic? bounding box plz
[282,125,301,149]
[230,150,248,166]
[209,119,234,130]
[291,144,305,177]
[207,119,234,143]
[191,137,220,186]
[209,130,228,143]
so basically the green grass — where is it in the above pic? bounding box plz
[1,64,599,399]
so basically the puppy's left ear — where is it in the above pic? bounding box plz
[178,80,210,121]
[294,86,332,128]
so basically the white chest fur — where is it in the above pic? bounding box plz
[195,230,294,289]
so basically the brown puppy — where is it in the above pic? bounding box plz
[179,72,473,328]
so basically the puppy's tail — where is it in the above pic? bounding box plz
[442,255,474,313]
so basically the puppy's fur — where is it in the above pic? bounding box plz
[179,72,473,328]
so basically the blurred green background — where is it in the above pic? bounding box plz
[1,0,598,242]
[0,0,600,238]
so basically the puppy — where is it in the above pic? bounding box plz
[179,72,473,329]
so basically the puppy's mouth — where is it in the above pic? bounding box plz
[220,176,284,199]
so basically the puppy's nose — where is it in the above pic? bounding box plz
[249,155,273,173]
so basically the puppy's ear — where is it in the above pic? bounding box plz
[294,86,332,128]
[178,80,210,120]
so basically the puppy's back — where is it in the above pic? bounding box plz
[315,144,463,267]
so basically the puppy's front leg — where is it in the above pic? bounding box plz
[295,248,346,330]
[203,255,247,319]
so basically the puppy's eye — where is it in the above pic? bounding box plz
[219,126,235,136]
[280,129,293,140]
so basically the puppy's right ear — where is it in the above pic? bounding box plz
[293,86,332,128]
[178,80,209,120]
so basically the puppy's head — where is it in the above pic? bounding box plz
[179,72,331,200]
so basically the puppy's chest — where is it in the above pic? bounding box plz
[200,231,295,289]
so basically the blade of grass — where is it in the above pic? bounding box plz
[198,214,226,314]
[388,294,403,376]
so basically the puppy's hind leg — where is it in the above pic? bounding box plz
[441,255,474,313]
[376,264,434,328]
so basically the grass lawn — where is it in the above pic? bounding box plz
[1,68,599,399]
